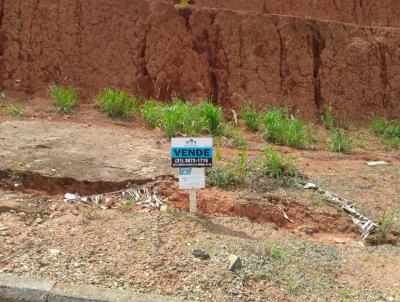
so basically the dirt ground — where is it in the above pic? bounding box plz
[0,99,399,301]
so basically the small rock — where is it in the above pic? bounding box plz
[160,205,168,212]
[192,249,210,260]
[228,254,242,271]
[104,196,116,208]
[49,249,61,256]
[387,297,394,302]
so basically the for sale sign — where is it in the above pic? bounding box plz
[171,138,213,168]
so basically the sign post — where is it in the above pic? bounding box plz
[171,138,213,214]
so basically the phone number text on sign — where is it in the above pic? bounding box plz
[172,157,212,168]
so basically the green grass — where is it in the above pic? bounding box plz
[140,100,164,129]
[139,98,225,138]
[370,117,400,149]
[262,108,311,149]
[206,165,237,188]
[223,126,247,149]
[5,104,22,117]
[368,210,398,245]
[240,105,260,132]
[268,244,286,260]
[327,128,355,154]
[95,88,139,119]
[320,105,334,130]
[197,100,224,136]
[258,147,297,180]
[49,85,79,113]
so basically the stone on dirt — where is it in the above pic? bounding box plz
[367,161,388,167]
[192,249,210,260]
[227,254,242,271]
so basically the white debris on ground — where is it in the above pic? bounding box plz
[366,161,388,167]
[63,187,164,209]
[298,180,378,238]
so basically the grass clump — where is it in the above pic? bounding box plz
[240,105,260,132]
[370,117,400,149]
[258,147,296,180]
[175,0,190,9]
[49,85,79,113]
[95,88,139,119]
[320,105,334,130]
[327,128,355,154]
[367,210,398,245]
[141,100,164,129]
[198,100,224,136]
[5,104,22,117]
[139,98,225,138]
[262,108,311,149]
[267,244,286,260]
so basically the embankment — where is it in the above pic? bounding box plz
[0,0,399,119]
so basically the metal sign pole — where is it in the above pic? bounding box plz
[189,189,197,214]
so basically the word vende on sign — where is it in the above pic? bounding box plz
[171,138,213,168]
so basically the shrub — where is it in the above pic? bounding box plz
[320,105,334,130]
[95,88,139,119]
[259,147,296,180]
[207,165,237,188]
[262,108,311,149]
[49,85,79,113]
[5,104,22,117]
[327,128,355,154]
[240,105,259,132]
[371,117,400,149]
[197,100,224,136]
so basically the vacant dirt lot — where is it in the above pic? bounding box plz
[0,101,399,301]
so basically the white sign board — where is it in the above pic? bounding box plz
[178,167,205,190]
[171,137,213,168]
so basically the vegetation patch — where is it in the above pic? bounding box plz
[320,105,334,130]
[240,105,260,132]
[327,128,355,154]
[49,85,79,113]
[370,117,400,149]
[139,98,225,138]
[95,88,139,119]
[257,147,297,181]
[262,108,311,149]
[5,104,22,117]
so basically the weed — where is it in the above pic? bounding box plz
[95,88,139,119]
[370,117,400,149]
[327,128,355,154]
[197,100,224,136]
[118,199,134,213]
[267,244,286,260]
[49,85,79,113]
[262,108,311,149]
[141,100,163,128]
[368,210,398,245]
[320,105,334,130]
[175,0,189,9]
[81,209,100,225]
[214,144,223,162]
[251,271,266,282]
[240,105,259,132]
[206,165,237,188]
[223,126,247,149]
[258,147,296,180]
[5,104,22,117]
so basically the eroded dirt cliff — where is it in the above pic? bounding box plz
[168,0,400,28]
[0,0,399,119]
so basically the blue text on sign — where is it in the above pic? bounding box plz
[171,147,213,159]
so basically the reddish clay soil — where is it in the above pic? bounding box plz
[167,0,400,28]
[1,0,400,119]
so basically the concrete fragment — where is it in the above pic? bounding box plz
[192,249,210,260]
[0,274,56,302]
[227,254,242,271]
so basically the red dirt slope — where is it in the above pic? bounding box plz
[167,0,400,28]
[0,0,399,119]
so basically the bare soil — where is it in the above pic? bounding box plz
[0,103,399,301]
